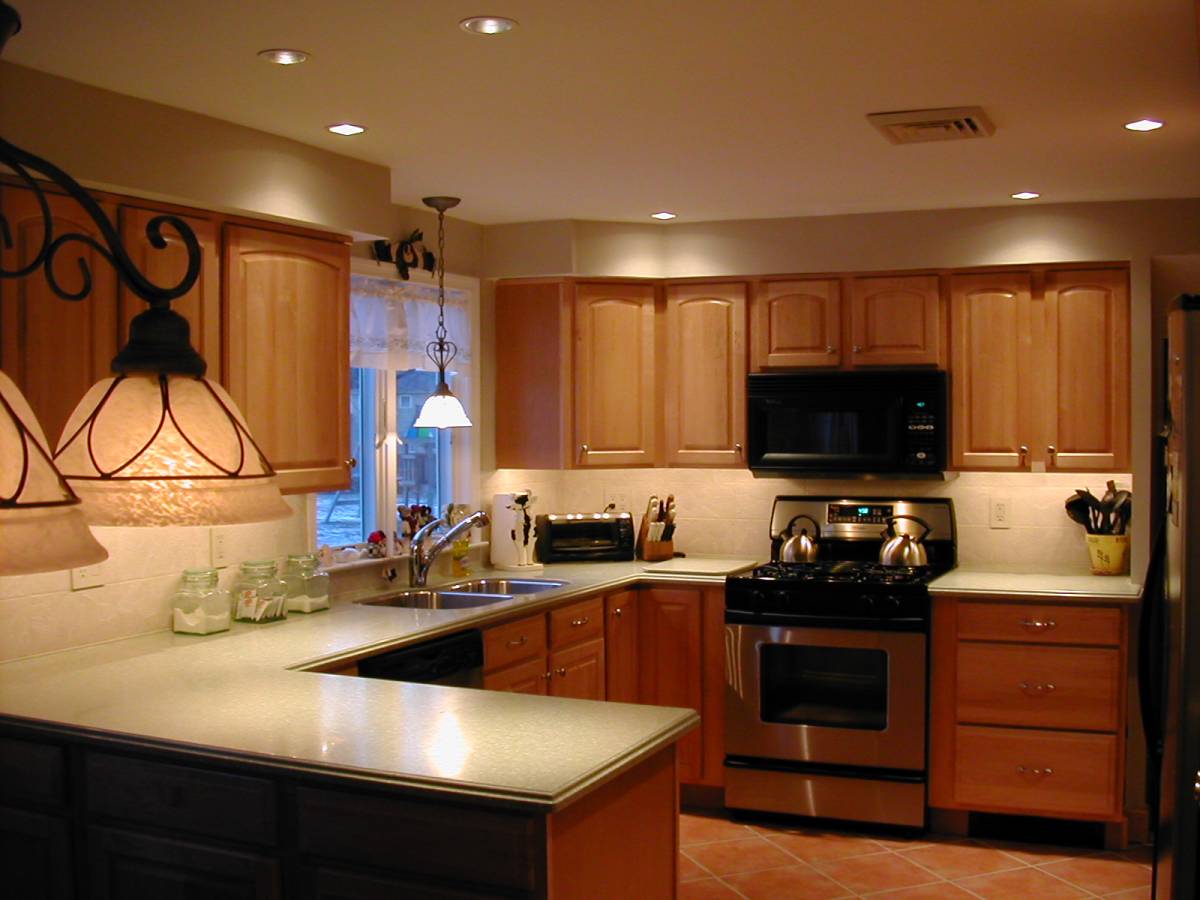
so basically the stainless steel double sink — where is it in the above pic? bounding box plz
[357,578,567,610]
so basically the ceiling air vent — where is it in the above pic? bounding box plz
[867,106,996,144]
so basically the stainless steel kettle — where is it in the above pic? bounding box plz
[780,514,821,563]
[878,514,932,567]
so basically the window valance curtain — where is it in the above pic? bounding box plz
[349,274,471,372]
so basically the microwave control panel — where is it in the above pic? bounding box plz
[902,396,941,467]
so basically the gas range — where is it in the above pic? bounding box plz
[723,495,958,829]
[726,496,956,625]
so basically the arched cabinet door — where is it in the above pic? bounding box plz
[849,274,942,367]
[573,282,656,467]
[223,225,350,493]
[664,282,747,467]
[752,278,841,369]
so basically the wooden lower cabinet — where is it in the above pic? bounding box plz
[604,591,640,703]
[1,730,681,900]
[549,638,605,700]
[0,807,73,900]
[931,595,1129,839]
[484,655,548,695]
[88,827,282,900]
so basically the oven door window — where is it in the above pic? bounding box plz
[759,645,888,730]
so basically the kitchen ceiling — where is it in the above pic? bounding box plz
[5,0,1200,225]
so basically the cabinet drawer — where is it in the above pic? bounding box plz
[0,737,66,808]
[86,753,277,845]
[483,655,549,695]
[483,614,547,672]
[957,644,1120,731]
[957,602,1121,646]
[296,787,538,892]
[549,596,604,649]
[954,726,1119,817]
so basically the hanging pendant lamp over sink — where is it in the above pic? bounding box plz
[413,196,473,430]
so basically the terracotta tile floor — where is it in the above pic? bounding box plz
[679,811,1152,899]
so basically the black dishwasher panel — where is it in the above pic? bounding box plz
[356,630,484,687]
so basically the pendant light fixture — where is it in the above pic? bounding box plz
[0,1,288,568]
[0,370,108,575]
[412,196,472,429]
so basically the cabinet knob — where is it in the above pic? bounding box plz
[541,671,552,680]
[826,345,836,354]
[345,457,358,470]
[1019,618,1056,632]
[1047,445,1057,462]
[580,443,590,459]
[852,345,862,353]
[735,443,743,456]
[612,607,623,617]
[555,667,567,677]
[1019,681,1056,695]
[1016,765,1054,777]
[1018,445,1029,464]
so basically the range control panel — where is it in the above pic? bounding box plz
[827,503,895,526]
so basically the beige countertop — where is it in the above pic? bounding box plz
[0,557,756,811]
[929,565,1143,604]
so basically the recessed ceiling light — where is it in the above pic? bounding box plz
[1124,118,1164,132]
[651,211,677,220]
[1011,191,1040,200]
[459,16,518,35]
[257,48,309,65]
[327,123,366,136]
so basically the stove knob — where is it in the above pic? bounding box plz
[879,595,903,613]
[859,594,877,610]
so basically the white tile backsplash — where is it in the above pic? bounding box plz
[0,495,310,662]
[484,468,1132,575]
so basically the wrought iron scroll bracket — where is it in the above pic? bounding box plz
[0,136,201,305]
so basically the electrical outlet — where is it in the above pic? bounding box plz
[989,497,1012,529]
[603,489,631,513]
[210,526,233,568]
[71,563,106,591]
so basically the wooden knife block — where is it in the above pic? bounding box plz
[636,514,674,562]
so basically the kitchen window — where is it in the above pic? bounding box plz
[315,269,477,549]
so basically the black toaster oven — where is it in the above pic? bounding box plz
[534,513,635,563]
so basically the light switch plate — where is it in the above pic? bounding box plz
[71,564,106,591]
[210,526,233,568]
[989,497,1012,529]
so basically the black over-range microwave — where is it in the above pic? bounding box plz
[746,369,948,476]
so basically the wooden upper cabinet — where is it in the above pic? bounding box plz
[950,272,1033,470]
[119,205,221,382]
[0,187,119,446]
[849,275,941,367]
[495,280,572,469]
[223,225,350,493]
[752,278,840,369]
[664,283,746,466]
[1040,269,1129,471]
[573,282,656,467]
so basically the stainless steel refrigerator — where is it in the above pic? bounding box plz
[1152,295,1200,898]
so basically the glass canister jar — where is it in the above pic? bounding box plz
[283,553,330,613]
[232,560,288,623]
[171,568,230,635]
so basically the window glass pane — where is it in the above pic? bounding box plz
[316,368,374,546]
[760,645,888,730]
[396,370,452,514]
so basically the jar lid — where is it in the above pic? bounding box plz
[240,559,277,573]
[183,567,217,577]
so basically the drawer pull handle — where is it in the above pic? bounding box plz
[1016,765,1054,777]
[571,616,590,627]
[1019,681,1057,696]
[555,667,567,676]
[1019,618,1057,632]
[506,636,528,648]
